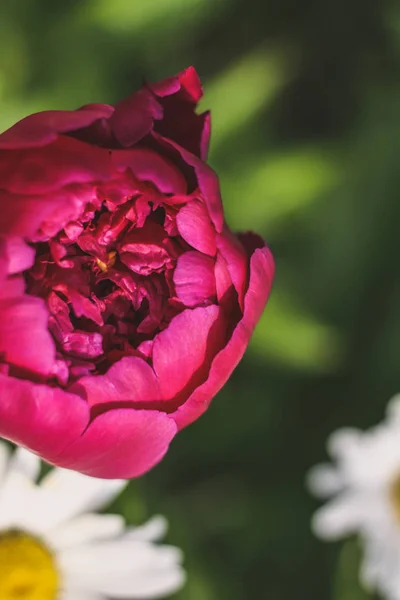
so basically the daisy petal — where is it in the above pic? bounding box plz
[327,427,362,459]
[311,493,364,540]
[10,447,41,482]
[60,540,185,598]
[37,469,127,530]
[0,441,10,486]
[124,515,168,542]
[306,464,344,498]
[59,591,106,600]
[49,513,125,550]
[0,468,37,531]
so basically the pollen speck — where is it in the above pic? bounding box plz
[96,251,117,273]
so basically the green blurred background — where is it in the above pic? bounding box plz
[1,0,400,598]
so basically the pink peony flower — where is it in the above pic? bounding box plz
[0,67,274,478]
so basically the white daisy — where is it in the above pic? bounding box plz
[307,394,400,600]
[0,441,185,600]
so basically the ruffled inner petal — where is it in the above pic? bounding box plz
[173,251,216,308]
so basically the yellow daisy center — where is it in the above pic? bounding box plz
[0,530,59,600]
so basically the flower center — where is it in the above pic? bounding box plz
[96,250,117,273]
[0,530,59,600]
[23,189,185,385]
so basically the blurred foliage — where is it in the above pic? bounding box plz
[1,0,400,598]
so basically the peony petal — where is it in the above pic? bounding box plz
[110,88,163,147]
[150,67,210,160]
[216,227,249,311]
[55,409,177,479]
[214,251,233,304]
[153,305,221,400]
[171,245,274,429]
[0,186,94,240]
[73,356,161,407]
[151,66,203,101]
[152,132,224,232]
[0,296,56,375]
[0,191,57,238]
[173,251,216,308]
[0,375,89,460]
[0,106,114,149]
[0,136,113,195]
[176,199,217,256]
[200,110,211,161]
[4,237,35,273]
[112,147,187,194]
[0,274,25,299]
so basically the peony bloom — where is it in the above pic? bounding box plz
[0,441,185,599]
[307,395,400,600]
[0,67,274,478]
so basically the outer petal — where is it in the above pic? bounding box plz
[0,296,56,376]
[150,66,203,101]
[152,305,221,400]
[0,186,94,239]
[152,132,224,232]
[0,375,89,460]
[72,356,161,407]
[0,106,114,149]
[150,66,210,160]
[171,244,275,429]
[0,136,113,195]
[216,227,249,311]
[110,88,163,147]
[54,409,177,479]
[4,237,35,273]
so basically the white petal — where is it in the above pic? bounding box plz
[0,441,10,486]
[387,394,400,422]
[0,467,39,531]
[59,589,106,600]
[124,515,168,542]
[327,427,362,459]
[359,535,400,599]
[8,446,41,482]
[49,513,125,550]
[311,493,364,540]
[360,548,381,588]
[60,539,185,598]
[92,566,186,599]
[306,464,344,498]
[0,444,41,530]
[36,468,127,530]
